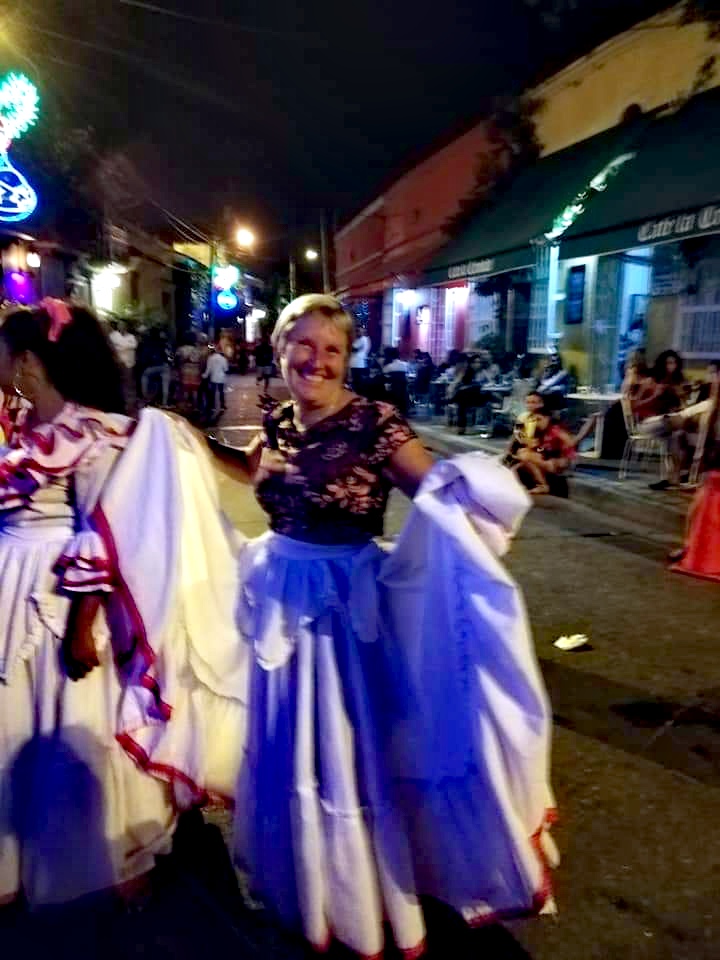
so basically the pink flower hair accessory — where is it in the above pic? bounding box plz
[40,297,73,343]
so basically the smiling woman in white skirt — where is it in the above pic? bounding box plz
[0,301,245,910]
[212,295,558,959]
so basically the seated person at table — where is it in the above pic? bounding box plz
[622,354,658,420]
[634,349,687,420]
[413,352,434,399]
[536,353,569,412]
[448,354,494,435]
[383,347,410,414]
[382,346,409,375]
[437,348,462,378]
[641,361,720,489]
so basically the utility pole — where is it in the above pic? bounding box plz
[207,238,217,341]
[320,209,330,293]
[288,253,297,301]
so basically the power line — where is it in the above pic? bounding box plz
[26,22,247,113]
[116,0,305,37]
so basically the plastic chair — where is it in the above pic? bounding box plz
[618,397,671,481]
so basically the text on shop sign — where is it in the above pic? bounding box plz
[637,204,720,243]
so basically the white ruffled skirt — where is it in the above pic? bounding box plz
[0,523,176,907]
[233,523,555,959]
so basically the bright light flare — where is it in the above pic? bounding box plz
[236,227,256,249]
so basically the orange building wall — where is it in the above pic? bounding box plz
[336,123,497,295]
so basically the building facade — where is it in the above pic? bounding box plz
[334,123,510,359]
[335,3,720,380]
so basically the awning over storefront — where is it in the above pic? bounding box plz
[559,87,720,259]
[424,121,645,286]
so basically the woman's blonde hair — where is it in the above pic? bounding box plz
[272,294,354,356]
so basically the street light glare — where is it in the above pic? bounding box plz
[236,227,256,249]
[305,248,319,261]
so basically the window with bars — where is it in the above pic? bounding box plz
[677,256,720,357]
[528,245,551,352]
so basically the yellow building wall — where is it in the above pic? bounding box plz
[646,295,678,365]
[530,5,720,156]
[553,257,596,384]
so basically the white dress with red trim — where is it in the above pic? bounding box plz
[232,451,557,960]
[0,404,177,906]
[93,408,248,807]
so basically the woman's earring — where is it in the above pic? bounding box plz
[13,373,28,400]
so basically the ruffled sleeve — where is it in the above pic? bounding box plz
[55,528,114,593]
[0,421,96,512]
[0,404,132,513]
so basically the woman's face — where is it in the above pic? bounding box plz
[280,311,349,409]
[0,336,17,391]
[665,356,678,376]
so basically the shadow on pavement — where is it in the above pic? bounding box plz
[1,805,537,959]
[543,658,720,786]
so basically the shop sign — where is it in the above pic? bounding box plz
[447,258,494,280]
[637,204,720,244]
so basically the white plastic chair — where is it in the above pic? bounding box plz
[618,397,671,481]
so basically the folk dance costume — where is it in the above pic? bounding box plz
[232,397,556,959]
[0,403,244,906]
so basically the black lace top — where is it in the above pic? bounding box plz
[255,395,417,544]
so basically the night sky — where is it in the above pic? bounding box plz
[22,0,670,253]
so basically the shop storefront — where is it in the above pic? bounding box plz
[556,86,720,382]
[424,119,645,366]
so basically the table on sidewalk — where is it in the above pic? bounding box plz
[567,391,622,459]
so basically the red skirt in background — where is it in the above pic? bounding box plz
[673,471,720,582]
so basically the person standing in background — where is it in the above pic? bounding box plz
[254,333,274,395]
[140,328,172,408]
[349,323,371,394]
[176,333,203,411]
[204,345,229,414]
[109,321,138,412]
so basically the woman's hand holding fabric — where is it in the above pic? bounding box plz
[254,448,299,486]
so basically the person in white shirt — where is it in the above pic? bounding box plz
[204,347,229,413]
[382,347,410,413]
[109,321,138,370]
[109,321,138,411]
[382,347,409,375]
[349,325,371,393]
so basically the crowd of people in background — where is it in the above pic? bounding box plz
[106,316,720,527]
[107,322,230,419]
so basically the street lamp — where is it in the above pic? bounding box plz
[236,227,256,250]
[304,248,319,262]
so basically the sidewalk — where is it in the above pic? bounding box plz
[411,418,689,539]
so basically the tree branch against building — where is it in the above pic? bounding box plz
[444,98,542,238]
[682,0,720,38]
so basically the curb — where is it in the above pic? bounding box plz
[414,423,687,538]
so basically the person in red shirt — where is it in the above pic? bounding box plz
[511,401,596,495]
